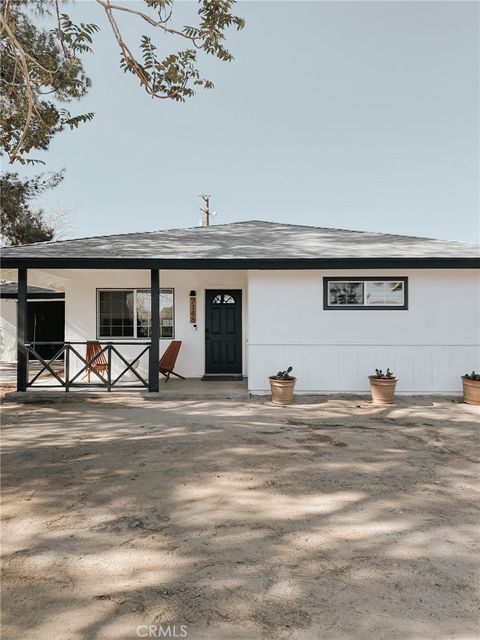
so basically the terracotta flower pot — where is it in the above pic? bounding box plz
[461,376,480,405]
[368,376,398,405]
[269,377,297,405]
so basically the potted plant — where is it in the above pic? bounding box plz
[269,366,296,405]
[368,368,398,405]
[461,371,480,405]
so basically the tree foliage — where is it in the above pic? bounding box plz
[0,171,63,244]
[0,1,96,164]
[0,0,245,164]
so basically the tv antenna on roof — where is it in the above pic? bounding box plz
[199,194,217,227]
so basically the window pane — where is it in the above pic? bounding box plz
[365,281,404,306]
[328,281,364,305]
[98,291,134,337]
[160,290,174,338]
[366,281,386,305]
[136,291,151,338]
[135,289,174,339]
[100,320,111,335]
[384,281,404,305]
[212,293,235,304]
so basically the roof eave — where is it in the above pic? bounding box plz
[0,291,65,299]
[1,256,479,269]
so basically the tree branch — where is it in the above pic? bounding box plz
[0,0,244,162]
[95,0,199,44]
[0,15,35,163]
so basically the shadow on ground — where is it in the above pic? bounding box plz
[1,396,479,640]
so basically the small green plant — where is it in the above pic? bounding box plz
[271,366,294,380]
[464,371,480,381]
[373,368,395,379]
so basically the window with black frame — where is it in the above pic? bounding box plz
[98,290,135,337]
[324,278,408,310]
[97,289,174,338]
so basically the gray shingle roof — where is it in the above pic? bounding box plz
[1,221,478,264]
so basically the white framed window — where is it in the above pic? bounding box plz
[323,277,408,310]
[97,289,174,338]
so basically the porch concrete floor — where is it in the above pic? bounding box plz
[3,378,250,401]
[0,361,249,400]
[1,393,479,639]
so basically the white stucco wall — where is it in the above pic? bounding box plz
[0,299,17,362]
[247,269,480,394]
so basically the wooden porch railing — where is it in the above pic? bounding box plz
[24,341,151,391]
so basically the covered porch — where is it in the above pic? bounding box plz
[3,263,248,394]
[12,268,166,393]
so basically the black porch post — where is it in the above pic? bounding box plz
[17,267,28,391]
[149,269,160,392]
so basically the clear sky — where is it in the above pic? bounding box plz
[15,1,480,242]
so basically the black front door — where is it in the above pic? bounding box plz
[205,290,242,374]
[27,301,65,360]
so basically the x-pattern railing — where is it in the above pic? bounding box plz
[25,342,151,391]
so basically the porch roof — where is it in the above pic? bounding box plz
[0,282,64,299]
[1,220,479,269]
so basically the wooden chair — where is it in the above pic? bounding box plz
[159,340,185,382]
[84,340,109,382]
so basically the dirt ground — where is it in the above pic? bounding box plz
[1,394,479,640]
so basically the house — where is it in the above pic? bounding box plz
[1,220,479,394]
